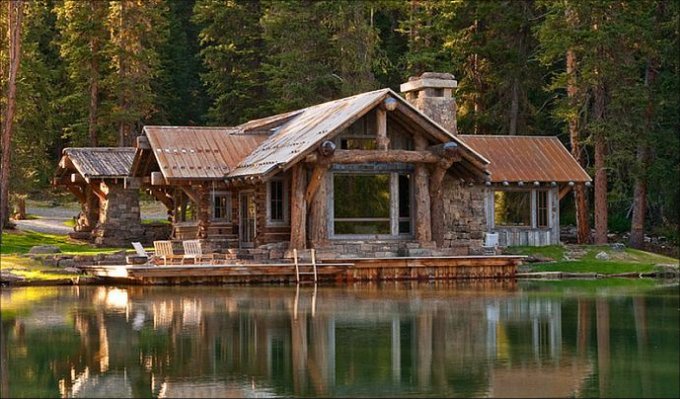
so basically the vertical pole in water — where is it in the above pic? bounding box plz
[294,248,300,283]
[312,249,317,283]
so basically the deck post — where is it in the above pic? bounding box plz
[290,164,307,249]
[309,167,329,246]
[414,135,432,242]
[430,158,455,246]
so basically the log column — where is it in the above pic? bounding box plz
[428,142,460,246]
[376,107,389,150]
[308,165,329,246]
[414,135,432,242]
[290,163,307,249]
[196,185,211,239]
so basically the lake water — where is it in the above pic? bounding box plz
[1,280,678,398]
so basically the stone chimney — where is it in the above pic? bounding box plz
[400,72,458,135]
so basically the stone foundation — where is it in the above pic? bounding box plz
[440,176,486,254]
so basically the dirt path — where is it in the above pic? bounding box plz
[12,200,168,236]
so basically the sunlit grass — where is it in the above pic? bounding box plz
[510,244,678,274]
[1,230,120,255]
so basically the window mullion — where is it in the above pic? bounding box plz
[390,173,399,236]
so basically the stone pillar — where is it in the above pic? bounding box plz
[400,72,458,135]
[92,181,143,247]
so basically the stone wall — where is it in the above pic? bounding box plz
[92,182,144,247]
[440,176,486,254]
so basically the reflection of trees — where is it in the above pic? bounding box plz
[3,283,678,398]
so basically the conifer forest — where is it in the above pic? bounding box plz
[1,0,678,247]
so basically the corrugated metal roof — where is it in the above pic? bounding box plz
[459,135,591,183]
[228,90,389,178]
[62,147,135,178]
[227,89,488,179]
[143,126,268,180]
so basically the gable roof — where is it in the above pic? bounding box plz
[58,147,135,179]
[227,89,489,179]
[142,126,268,181]
[459,135,591,183]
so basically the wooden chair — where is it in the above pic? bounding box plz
[182,240,216,264]
[153,240,185,265]
[127,242,150,265]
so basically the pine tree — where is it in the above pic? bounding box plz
[106,0,168,146]
[193,0,267,125]
[54,0,110,146]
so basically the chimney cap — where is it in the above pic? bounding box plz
[400,72,457,93]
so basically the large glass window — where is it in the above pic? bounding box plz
[494,191,531,227]
[333,172,412,236]
[212,192,231,221]
[267,179,287,224]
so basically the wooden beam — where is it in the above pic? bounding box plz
[559,184,573,200]
[428,142,460,161]
[66,185,86,203]
[289,163,307,250]
[180,186,199,204]
[149,187,174,210]
[331,149,440,164]
[90,182,107,202]
[305,163,329,207]
[376,107,389,150]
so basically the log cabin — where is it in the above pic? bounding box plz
[57,72,590,256]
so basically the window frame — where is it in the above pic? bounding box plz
[266,177,289,226]
[329,170,414,239]
[211,191,232,222]
[491,188,552,229]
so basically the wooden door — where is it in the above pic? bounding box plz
[239,191,256,248]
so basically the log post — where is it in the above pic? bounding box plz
[196,185,211,239]
[290,163,307,250]
[376,107,389,150]
[414,135,432,242]
[309,168,328,246]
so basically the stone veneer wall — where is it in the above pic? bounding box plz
[440,175,487,254]
[92,182,144,246]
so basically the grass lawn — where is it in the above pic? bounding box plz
[507,244,678,274]
[1,230,123,282]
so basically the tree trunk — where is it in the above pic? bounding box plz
[413,135,431,242]
[566,48,591,244]
[630,62,657,248]
[593,84,608,244]
[88,37,99,147]
[509,78,519,135]
[1,0,24,231]
[289,164,307,250]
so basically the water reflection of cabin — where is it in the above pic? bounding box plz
[59,72,590,253]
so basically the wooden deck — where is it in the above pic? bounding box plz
[79,255,524,285]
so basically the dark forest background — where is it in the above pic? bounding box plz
[1,0,678,245]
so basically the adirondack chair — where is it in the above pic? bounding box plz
[182,240,216,264]
[127,242,150,265]
[153,240,185,265]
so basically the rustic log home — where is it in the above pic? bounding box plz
[57,73,590,256]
